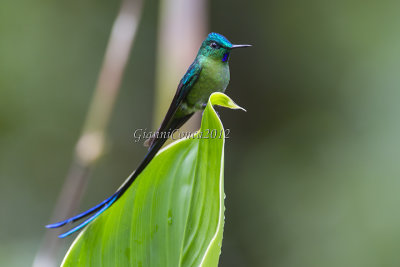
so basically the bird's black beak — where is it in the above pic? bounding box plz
[231,44,252,49]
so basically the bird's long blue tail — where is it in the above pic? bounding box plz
[46,191,122,238]
[56,194,119,238]
[46,113,194,238]
[46,194,118,229]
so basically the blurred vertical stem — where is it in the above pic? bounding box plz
[153,0,208,131]
[33,0,143,266]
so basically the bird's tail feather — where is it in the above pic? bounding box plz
[57,194,119,238]
[46,139,162,238]
[47,113,194,238]
[46,194,119,229]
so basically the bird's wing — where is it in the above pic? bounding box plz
[46,60,202,238]
[145,59,202,148]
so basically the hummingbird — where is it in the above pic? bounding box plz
[46,32,251,238]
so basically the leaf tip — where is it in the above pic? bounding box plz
[208,92,246,112]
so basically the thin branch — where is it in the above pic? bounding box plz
[153,0,208,131]
[33,0,143,266]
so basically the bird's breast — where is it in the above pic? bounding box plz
[185,59,230,110]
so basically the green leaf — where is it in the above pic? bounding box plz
[61,93,244,267]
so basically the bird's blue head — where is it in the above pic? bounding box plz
[198,32,251,62]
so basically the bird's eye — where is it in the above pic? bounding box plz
[210,42,220,49]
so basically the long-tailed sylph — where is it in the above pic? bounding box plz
[47,32,251,238]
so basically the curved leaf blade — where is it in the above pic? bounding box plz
[62,93,243,267]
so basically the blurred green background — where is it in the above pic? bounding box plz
[2,0,400,266]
